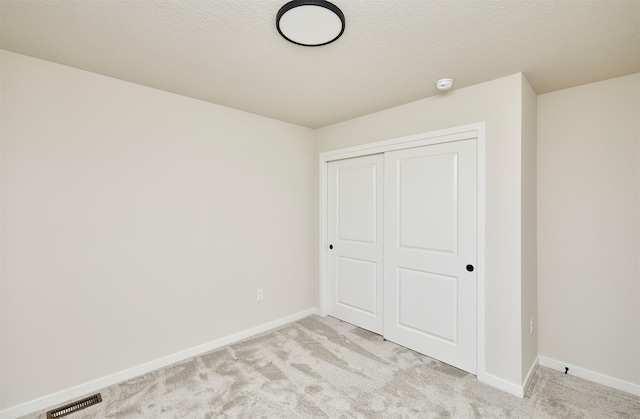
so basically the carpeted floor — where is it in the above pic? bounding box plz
[23,315,640,418]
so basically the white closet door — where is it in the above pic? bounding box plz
[328,154,384,334]
[383,139,477,373]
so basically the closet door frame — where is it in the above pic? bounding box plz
[318,122,486,380]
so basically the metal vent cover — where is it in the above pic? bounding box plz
[46,393,102,418]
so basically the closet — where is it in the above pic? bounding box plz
[325,135,478,374]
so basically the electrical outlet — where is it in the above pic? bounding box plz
[257,289,264,301]
[529,318,534,335]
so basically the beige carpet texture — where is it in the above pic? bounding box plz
[22,315,640,418]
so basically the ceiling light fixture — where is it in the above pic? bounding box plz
[436,78,454,91]
[276,0,345,47]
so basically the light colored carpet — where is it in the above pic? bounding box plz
[22,315,640,418]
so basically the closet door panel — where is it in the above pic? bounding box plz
[384,139,477,374]
[328,154,384,334]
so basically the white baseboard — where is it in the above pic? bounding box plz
[478,356,539,399]
[539,356,640,397]
[522,356,539,397]
[0,308,320,419]
[478,372,525,398]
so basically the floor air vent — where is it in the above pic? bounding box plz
[46,393,102,418]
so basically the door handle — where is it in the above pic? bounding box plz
[329,244,333,250]
[466,264,474,272]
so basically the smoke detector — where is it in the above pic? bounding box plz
[436,78,454,91]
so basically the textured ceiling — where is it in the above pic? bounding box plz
[1,0,638,128]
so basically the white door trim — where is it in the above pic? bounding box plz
[318,122,487,381]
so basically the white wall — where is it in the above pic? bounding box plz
[538,73,640,386]
[0,50,317,410]
[317,73,532,389]
[520,75,538,380]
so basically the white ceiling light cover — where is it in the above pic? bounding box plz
[277,0,345,46]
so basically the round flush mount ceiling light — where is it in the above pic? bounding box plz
[277,0,345,47]
[436,78,454,91]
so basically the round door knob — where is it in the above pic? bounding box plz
[466,264,474,272]
[329,244,333,250]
